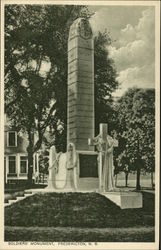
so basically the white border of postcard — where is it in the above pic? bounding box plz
[0,1,160,250]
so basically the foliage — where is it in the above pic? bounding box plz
[115,88,155,189]
[94,31,119,134]
[39,149,49,174]
[5,5,119,183]
[5,5,92,183]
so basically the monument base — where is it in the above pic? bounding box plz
[76,151,99,191]
[101,191,143,209]
[77,177,99,191]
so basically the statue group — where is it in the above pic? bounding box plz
[47,129,117,193]
[47,143,78,191]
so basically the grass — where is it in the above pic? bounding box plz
[5,192,154,227]
[4,191,155,242]
[5,226,154,242]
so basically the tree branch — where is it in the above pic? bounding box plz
[40,101,57,131]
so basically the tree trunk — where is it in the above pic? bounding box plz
[136,165,141,190]
[136,139,141,191]
[151,172,154,190]
[115,174,118,187]
[27,148,34,187]
[125,172,128,187]
[27,130,34,187]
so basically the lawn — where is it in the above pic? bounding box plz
[5,191,155,242]
[116,172,154,189]
[5,226,154,242]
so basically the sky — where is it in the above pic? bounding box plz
[89,5,155,97]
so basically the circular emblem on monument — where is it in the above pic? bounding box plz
[78,19,92,39]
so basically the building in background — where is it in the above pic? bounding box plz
[4,115,39,186]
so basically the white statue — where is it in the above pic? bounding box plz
[103,135,115,192]
[46,146,57,189]
[90,134,116,192]
[65,143,78,190]
[46,145,62,190]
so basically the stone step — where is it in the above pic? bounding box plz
[4,191,34,207]
[4,197,16,203]
[24,193,33,198]
[16,196,25,201]
[4,203,10,207]
[24,190,33,194]
[8,199,18,205]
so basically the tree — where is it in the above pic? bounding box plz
[116,151,131,187]
[5,5,119,185]
[94,31,119,135]
[116,88,155,190]
[5,5,92,185]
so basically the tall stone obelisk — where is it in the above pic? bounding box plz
[67,18,94,151]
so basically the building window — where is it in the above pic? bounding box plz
[8,156,16,173]
[7,131,17,147]
[20,156,28,173]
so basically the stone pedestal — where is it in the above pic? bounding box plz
[67,18,94,151]
[75,151,99,191]
[102,192,143,209]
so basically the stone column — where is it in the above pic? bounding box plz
[67,18,94,151]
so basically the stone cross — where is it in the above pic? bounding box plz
[88,123,118,192]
